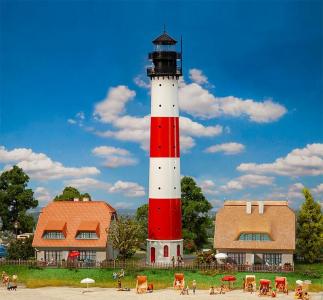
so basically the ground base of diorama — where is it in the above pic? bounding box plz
[0,287,322,300]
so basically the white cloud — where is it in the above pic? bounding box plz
[313,183,323,195]
[108,180,145,197]
[103,156,138,168]
[178,81,287,123]
[67,119,77,124]
[76,112,85,120]
[287,182,305,199]
[94,85,136,123]
[221,174,275,191]
[0,146,100,180]
[92,68,285,157]
[96,115,223,153]
[205,142,245,155]
[64,177,109,190]
[68,111,85,126]
[35,187,52,202]
[92,146,138,168]
[65,177,145,198]
[134,75,150,89]
[189,68,209,85]
[179,135,196,153]
[267,182,304,201]
[200,179,219,195]
[92,146,130,157]
[113,202,134,209]
[96,115,151,151]
[210,199,224,210]
[237,143,323,176]
[180,117,223,137]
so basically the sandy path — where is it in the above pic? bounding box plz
[0,287,322,300]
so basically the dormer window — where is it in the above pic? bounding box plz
[43,231,65,239]
[76,231,98,239]
[238,233,271,241]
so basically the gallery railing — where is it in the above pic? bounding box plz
[0,259,294,272]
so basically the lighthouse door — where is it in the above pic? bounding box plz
[150,247,156,263]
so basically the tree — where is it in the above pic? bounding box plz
[108,217,141,261]
[135,204,148,244]
[0,166,38,233]
[296,188,323,263]
[181,176,212,251]
[54,187,92,201]
[134,177,212,252]
[7,235,35,260]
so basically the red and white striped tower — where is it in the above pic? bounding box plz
[146,31,183,264]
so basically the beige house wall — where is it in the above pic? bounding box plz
[282,253,293,265]
[96,251,107,262]
[36,250,44,261]
[36,248,109,262]
[246,253,254,264]
[217,248,294,264]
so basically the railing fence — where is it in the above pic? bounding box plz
[0,259,294,272]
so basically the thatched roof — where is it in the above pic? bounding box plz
[214,201,295,251]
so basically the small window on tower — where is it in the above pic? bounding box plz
[163,245,169,257]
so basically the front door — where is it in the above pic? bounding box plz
[150,247,155,263]
[177,244,180,256]
[254,253,263,264]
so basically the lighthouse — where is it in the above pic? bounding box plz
[146,31,183,264]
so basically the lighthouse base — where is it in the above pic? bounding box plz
[146,239,183,265]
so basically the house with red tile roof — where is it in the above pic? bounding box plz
[32,199,117,262]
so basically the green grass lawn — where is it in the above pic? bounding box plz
[1,263,322,291]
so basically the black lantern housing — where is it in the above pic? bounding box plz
[147,31,182,78]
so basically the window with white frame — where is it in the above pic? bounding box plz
[227,252,246,264]
[79,250,96,261]
[44,250,62,261]
[263,253,282,265]
[76,231,98,239]
[238,233,271,241]
[43,231,64,239]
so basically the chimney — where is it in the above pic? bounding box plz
[258,201,264,214]
[83,197,89,202]
[246,201,252,214]
[73,198,79,202]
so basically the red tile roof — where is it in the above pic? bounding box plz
[78,221,99,231]
[32,201,116,249]
[44,220,67,231]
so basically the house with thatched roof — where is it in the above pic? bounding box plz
[214,201,295,265]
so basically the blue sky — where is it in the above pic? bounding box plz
[1,0,322,210]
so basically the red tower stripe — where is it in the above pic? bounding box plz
[150,117,180,158]
[148,198,182,240]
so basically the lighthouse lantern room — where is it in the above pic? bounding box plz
[146,31,183,264]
